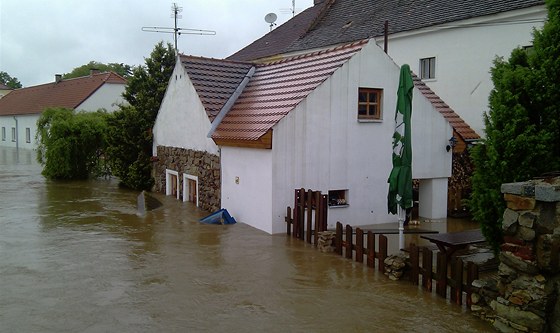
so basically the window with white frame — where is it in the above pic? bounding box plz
[1,127,5,141]
[420,57,436,79]
[25,128,31,143]
[11,127,16,142]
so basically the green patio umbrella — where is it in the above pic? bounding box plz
[387,64,414,218]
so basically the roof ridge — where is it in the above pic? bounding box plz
[180,54,253,66]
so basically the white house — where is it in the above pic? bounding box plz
[0,72,127,150]
[153,40,477,234]
[229,0,546,138]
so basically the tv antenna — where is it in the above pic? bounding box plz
[280,0,298,18]
[265,13,278,31]
[142,3,216,52]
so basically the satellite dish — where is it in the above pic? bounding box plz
[265,13,278,24]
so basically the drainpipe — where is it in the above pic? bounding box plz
[13,116,18,150]
[207,66,256,138]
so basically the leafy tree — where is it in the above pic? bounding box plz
[469,0,560,253]
[106,42,176,190]
[36,108,110,180]
[0,71,22,89]
[63,61,133,79]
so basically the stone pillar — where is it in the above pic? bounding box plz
[490,177,560,332]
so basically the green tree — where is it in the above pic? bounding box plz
[0,71,22,89]
[63,61,133,79]
[469,0,560,253]
[106,42,176,190]
[36,108,110,180]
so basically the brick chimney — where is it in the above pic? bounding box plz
[90,68,100,76]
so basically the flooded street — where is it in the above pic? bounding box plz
[0,147,493,332]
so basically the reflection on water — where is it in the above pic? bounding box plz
[0,147,493,332]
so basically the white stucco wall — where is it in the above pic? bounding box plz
[153,59,219,155]
[221,41,452,234]
[380,6,546,137]
[76,83,126,112]
[220,147,273,233]
[0,114,38,149]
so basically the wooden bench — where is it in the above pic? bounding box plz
[421,229,486,260]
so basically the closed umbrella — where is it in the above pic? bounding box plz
[387,64,414,249]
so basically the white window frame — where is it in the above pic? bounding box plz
[420,57,436,80]
[11,127,16,142]
[1,127,5,141]
[165,169,180,200]
[183,174,199,207]
[25,128,31,143]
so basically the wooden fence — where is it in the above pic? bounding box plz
[286,203,480,307]
[285,188,328,244]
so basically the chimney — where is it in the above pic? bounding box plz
[90,68,100,76]
[314,0,324,4]
[55,74,62,83]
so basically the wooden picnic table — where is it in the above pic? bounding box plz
[421,229,486,259]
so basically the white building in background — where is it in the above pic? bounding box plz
[0,72,126,150]
[153,40,477,234]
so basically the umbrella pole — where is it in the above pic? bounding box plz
[398,207,405,251]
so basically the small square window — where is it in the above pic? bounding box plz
[358,88,383,120]
[328,189,348,207]
[420,57,436,79]
[25,128,31,143]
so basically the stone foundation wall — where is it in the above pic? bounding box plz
[153,146,220,213]
[471,177,560,332]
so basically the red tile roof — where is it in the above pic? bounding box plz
[0,72,126,116]
[180,55,253,122]
[213,40,368,141]
[412,75,480,141]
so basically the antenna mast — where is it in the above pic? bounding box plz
[142,2,216,52]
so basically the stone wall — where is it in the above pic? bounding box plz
[471,177,560,333]
[153,146,220,213]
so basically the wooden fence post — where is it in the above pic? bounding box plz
[436,252,448,298]
[422,247,433,292]
[378,235,387,272]
[285,206,292,235]
[356,228,364,263]
[314,191,321,246]
[367,231,375,268]
[297,188,305,239]
[335,222,343,255]
[321,194,328,231]
[409,244,419,285]
[345,224,353,260]
[466,261,478,308]
[306,189,313,244]
[451,258,464,305]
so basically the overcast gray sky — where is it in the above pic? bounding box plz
[0,0,313,87]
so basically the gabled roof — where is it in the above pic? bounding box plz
[213,40,368,141]
[412,75,479,141]
[180,55,253,122]
[184,41,477,144]
[229,0,545,61]
[0,72,126,116]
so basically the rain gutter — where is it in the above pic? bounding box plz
[207,66,256,138]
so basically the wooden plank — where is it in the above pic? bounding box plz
[451,258,464,305]
[422,247,433,292]
[356,228,364,263]
[466,261,478,308]
[367,231,375,268]
[321,194,328,231]
[378,235,387,273]
[409,244,419,285]
[314,191,321,245]
[285,206,292,236]
[345,224,353,260]
[297,188,305,240]
[335,222,343,255]
[436,252,448,298]
[213,130,273,149]
[306,189,313,244]
[293,189,300,239]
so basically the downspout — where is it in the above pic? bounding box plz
[13,116,18,150]
[207,66,256,138]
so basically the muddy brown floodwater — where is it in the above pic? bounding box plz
[0,147,494,332]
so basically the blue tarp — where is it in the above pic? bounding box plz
[199,209,236,225]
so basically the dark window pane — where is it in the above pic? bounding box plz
[358,92,368,102]
[358,105,367,115]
